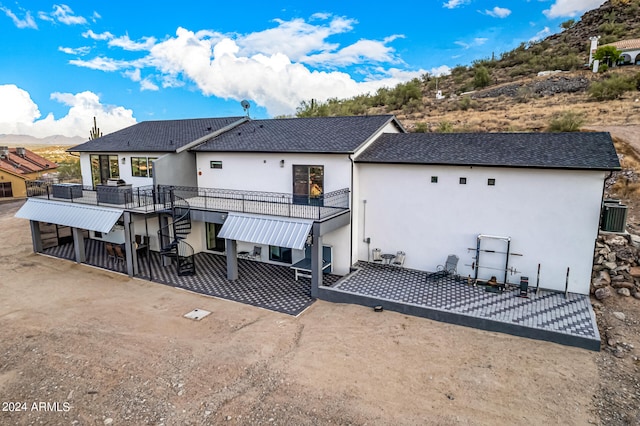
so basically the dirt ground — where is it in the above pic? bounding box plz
[0,200,600,425]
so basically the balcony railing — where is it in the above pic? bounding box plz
[26,180,350,220]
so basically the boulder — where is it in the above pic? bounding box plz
[629,266,640,278]
[615,246,637,263]
[604,262,618,270]
[595,286,613,300]
[611,281,635,289]
[613,311,626,321]
[617,288,631,297]
[606,235,628,246]
[607,252,617,262]
[630,233,640,248]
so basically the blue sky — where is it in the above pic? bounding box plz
[0,0,606,138]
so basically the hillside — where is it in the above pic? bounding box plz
[296,0,640,132]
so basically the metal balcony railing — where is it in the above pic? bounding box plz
[26,180,350,220]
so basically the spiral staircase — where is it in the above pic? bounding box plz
[158,188,196,276]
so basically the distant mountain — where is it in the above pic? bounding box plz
[0,134,86,147]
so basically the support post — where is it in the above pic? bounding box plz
[159,214,172,267]
[124,211,135,277]
[29,220,43,253]
[226,239,238,280]
[311,223,323,298]
[72,227,86,264]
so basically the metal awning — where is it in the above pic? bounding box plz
[218,213,313,250]
[15,199,123,233]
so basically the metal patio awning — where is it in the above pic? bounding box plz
[218,213,313,250]
[15,199,123,233]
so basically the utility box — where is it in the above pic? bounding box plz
[601,200,628,233]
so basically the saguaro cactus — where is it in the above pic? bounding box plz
[89,116,103,140]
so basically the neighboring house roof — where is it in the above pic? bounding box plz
[192,115,402,153]
[0,148,58,175]
[605,38,640,51]
[355,132,620,170]
[69,117,246,153]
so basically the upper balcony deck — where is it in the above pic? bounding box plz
[25,181,350,221]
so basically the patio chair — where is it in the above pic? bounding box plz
[436,254,459,278]
[372,248,382,263]
[392,251,406,267]
[250,246,262,260]
[105,243,116,265]
[114,244,126,269]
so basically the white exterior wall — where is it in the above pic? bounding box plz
[192,152,355,275]
[195,152,352,194]
[78,152,157,188]
[356,163,606,294]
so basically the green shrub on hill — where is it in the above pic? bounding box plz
[547,111,585,132]
[588,74,636,100]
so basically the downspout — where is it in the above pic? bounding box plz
[349,154,355,267]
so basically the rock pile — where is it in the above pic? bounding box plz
[472,75,590,99]
[592,234,640,300]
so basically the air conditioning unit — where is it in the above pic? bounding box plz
[601,201,628,233]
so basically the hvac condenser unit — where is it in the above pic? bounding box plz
[601,201,628,233]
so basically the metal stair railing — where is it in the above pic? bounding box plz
[157,187,196,276]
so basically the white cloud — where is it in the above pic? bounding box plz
[82,29,114,40]
[543,0,606,18]
[0,85,136,138]
[485,6,511,18]
[68,16,422,116]
[59,46,90,55]
[443,0,471,9]
[454,38,488,49]
[140,77,159,91]
[237,16,355,61]
[49,4,87,25]
[69,56,129,71]
[109,34,157,51]
[1,6,37,29]
[430,65,452,77]
[530,27,551,42]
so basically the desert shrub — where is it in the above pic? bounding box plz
[598,63,609,73]
[473,66,491,89]
[547,111,585,132]
[457,96,477,111]
[588,74,635,100]
[414,122,428,133]
[436,121,454,133]
[515,86,535,103]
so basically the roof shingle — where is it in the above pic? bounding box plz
[69,117,245,152]
[355,132,620,170]
[192,115,398,153]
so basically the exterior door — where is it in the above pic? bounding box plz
[206,222,226,252]
[90,155,120,188]
[293,165,324,205]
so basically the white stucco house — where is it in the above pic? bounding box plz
[16,114,620,303]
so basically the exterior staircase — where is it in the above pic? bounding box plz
[158,187,196,276]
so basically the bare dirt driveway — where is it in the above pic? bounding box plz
[0,199,600,425]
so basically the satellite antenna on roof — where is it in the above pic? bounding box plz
[240,100,250,118]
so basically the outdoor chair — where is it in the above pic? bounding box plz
[250,246,262,260]
[437,254,459,277]
[372,248,382,263]
[114,244,126,269]
[392,251,406,267]
[105,243,116,264]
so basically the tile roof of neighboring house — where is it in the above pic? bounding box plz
[69,117,246,153]
[355,132,620,170]
[0,147,58,175]
[605,38,640,51]
[192,115,401,153]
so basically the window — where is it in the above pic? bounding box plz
[269,245,292,263]
[431,176,438,183]
[210,161,223,169]
[131,157,157,178]
[459,177,467,184]
[488,178,496,186]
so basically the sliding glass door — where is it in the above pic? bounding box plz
[293,165,323,205]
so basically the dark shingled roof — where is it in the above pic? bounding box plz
[69,117,245,152]
[192,115,399,153]
[355,132,620,170]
